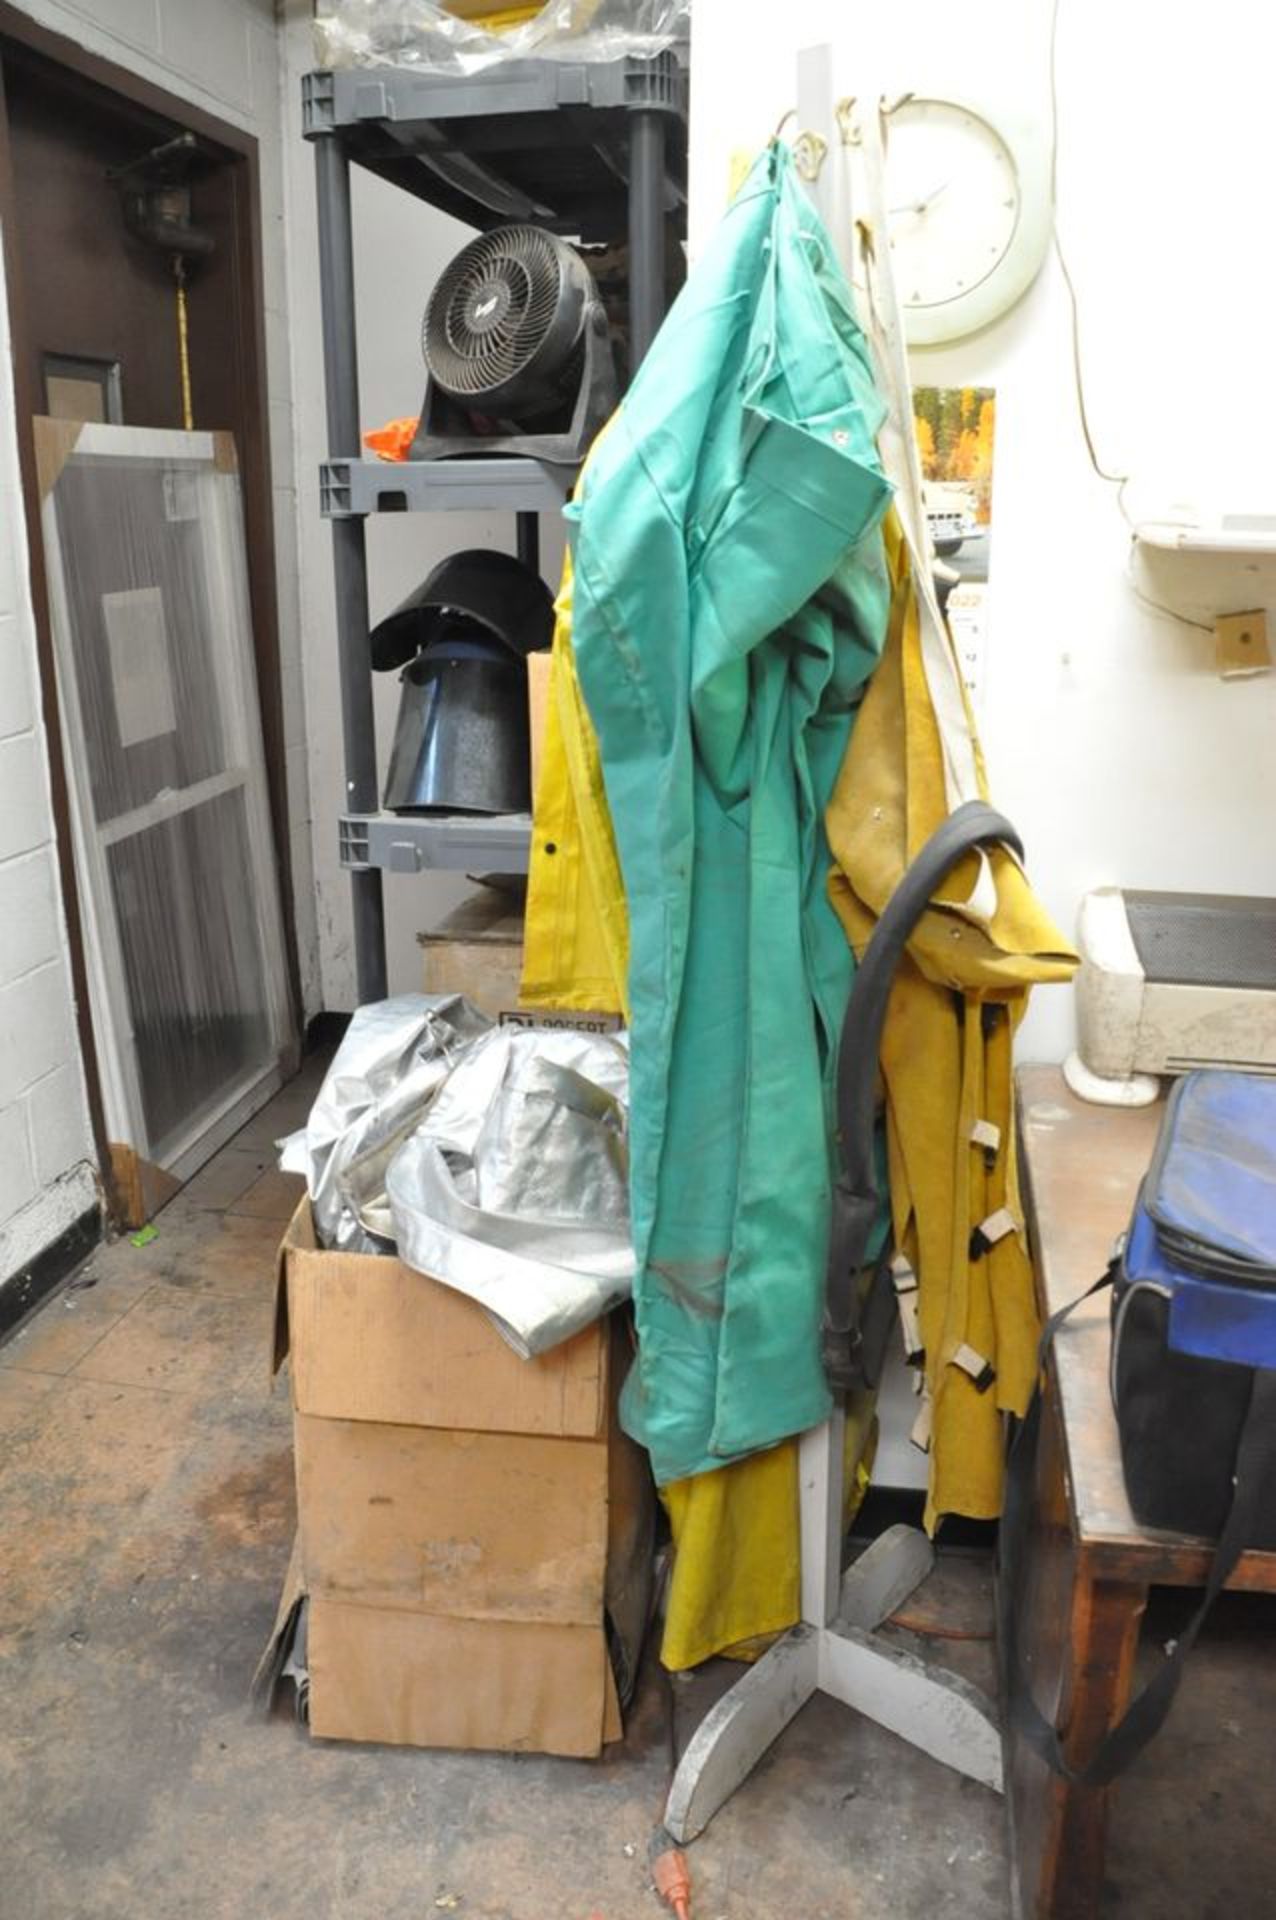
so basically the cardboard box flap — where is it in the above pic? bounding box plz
[603,1328,657,1705]
[272,1199,315,1377]
[602,1656,623,1745]
[250,1531,306,1710]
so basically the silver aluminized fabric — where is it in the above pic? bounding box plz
[279,993,490,1252]
[386,1024,633,1357]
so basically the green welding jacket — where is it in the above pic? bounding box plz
[567,144,892,1486]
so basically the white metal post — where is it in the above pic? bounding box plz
[663,45,1004,1849]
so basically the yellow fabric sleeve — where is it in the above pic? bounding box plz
[519,549,628,1017]
[825,511,1077,1531]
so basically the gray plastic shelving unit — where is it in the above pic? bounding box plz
[338,811,532,877]
[306,52,688,1000]
[319,455,572,518]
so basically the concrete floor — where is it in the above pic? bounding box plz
[1,1061,1273,1919]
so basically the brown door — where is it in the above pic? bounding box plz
[0,30,300,1210]
[5,50,250,436]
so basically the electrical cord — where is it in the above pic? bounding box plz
[1125,561,1213,636]
[1048,0,1131,514]
[886,1609,995,1643]
[1049,0,1215,639]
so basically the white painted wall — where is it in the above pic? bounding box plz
[0,0,319,1292]
[280,0,565,1009]
[691,0,1276,1061]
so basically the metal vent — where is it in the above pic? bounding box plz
[1125,890,1276,991]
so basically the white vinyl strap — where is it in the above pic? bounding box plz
[970,1206,1018,1262]
[951,1342,997,1393]
[910,1394,933,1453]
[975,1207,1017,1246]
[890,1253,918,1294]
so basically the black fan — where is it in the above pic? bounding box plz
[409,225,617,467]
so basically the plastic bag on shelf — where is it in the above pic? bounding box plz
[314,0,690,75]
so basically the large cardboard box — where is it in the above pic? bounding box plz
[259,1201,651,1756]
[418,889,524,1019]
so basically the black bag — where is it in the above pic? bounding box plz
[1000,1069,1276,1784]
[1112,1071,1276,1545]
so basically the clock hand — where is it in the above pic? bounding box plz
[888,178,953,217]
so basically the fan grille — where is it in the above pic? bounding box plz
[424,227,568,401]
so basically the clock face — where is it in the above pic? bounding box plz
[885,99,1022,319]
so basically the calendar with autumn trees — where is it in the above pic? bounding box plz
[913,385,996,529]
[914,387,996,704]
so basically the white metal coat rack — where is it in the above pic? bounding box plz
[663,44,1004,1847]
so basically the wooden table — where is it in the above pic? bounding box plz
[1009,1066,1276,1919]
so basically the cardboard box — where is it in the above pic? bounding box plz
[418,888,525,1018]
[275,1199,606,1438]
[307,1605,610,1755]
[259,1201,651,1755]
[293,1415,609,1622]
[255,1536,623,1757]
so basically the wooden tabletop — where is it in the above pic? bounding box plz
[1016,1065,1276,1591]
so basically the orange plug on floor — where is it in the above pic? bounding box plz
[649,1827,691,1920]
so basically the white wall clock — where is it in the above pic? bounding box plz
[883,94,1051,347]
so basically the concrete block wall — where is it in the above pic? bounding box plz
[0,264,97,1277]
[0,0,320,1295]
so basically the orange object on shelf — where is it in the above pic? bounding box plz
[363,416,418,462]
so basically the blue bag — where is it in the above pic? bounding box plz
[1111,1070,1276,1542]
[1001,1069,1276,1784]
